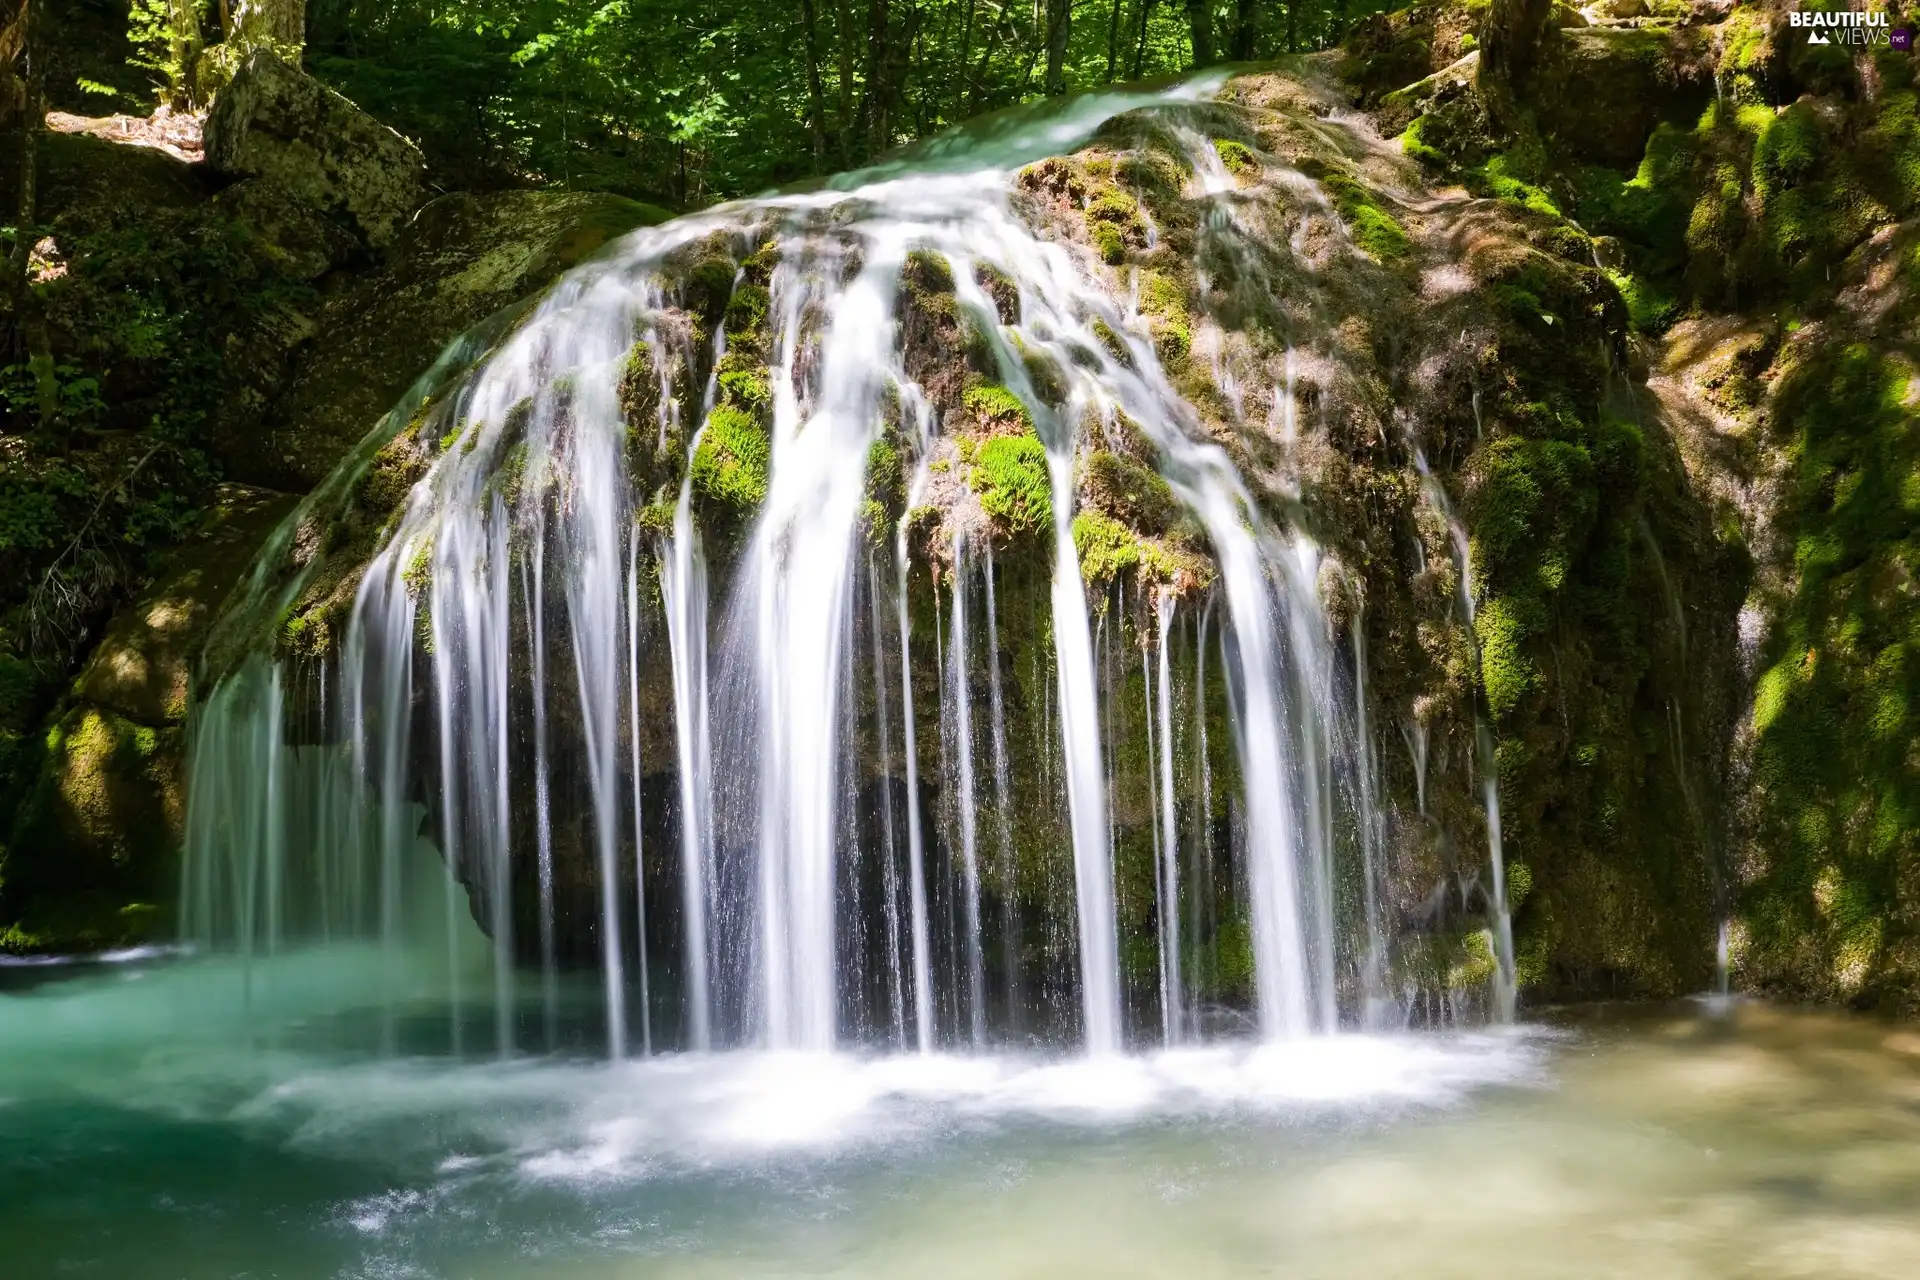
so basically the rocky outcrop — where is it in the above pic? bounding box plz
[0,487,294,951]
[1351,0,1920,1014]
[229,189,672,490]
[203,48,427,249]
[1,83,667,954]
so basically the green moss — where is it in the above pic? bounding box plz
[970,432,1053,539]
[1090,318,1132,366]
[1320,170,1412,261]
[1137,271,1192,362]
[1070,510,1198,588]
[963,382,1034,432]
[1717,5,1774,104]
[1575,122,1696,281]
[1474,595,1537,721]
[402,538,435,598]
[1474,151,1562,219]
[723,283,771,340]
[637,499,676,538]
[691,404,770,512]
[1082,449,1175,535]
[682,255,737,320]
[1401,114,1447,168]
[903,248,955,294]
[1213,139,1257,178]
[718,368,769,411]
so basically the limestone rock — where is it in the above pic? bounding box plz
[74,487,300,727]
[0,487,296,953]
[203,49,427,248]
[210,176,361,281]
[225,190,672,490]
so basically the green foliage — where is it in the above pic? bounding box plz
[300,0,1374,206]
[969,432,1052,539]
[126,0,207,109]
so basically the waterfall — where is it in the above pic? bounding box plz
[983,541,1020,1036]
[867,550,909,1046]
[176,73,1510,1059]
[625,532,653,1056]
[1153,589,1182,1045]
[662,471,714,1050]
[896,520,936,1053]
[1047,444,1121,1055]
[1351,613,1392,1030]
[947,534,988,1050]
[522,531,559,1047]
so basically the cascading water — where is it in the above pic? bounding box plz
[1413,449,1519,1022]
[179,72,1506,1060]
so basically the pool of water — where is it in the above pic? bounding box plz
[5,953,1919,1278]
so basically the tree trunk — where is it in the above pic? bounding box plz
[1044,0,1070,96]
[832,0,857,164]
[1186,0,1214,67]
[801,0,829,173]
[1106,0,1122,81]
[166,0,203,109]
[1231,0,1257,60]
[1478,0,1554,128]
[230,0,305,57]
[862,0,891,153]
[955,0,978,121]
[1131,0,1156,79]
[2,0,56,430]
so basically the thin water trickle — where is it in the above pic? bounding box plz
[947,534,989,1051]
[1414,448,1518,1022]
[1154,589,1183,1045]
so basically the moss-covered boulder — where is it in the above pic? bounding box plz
[224,190,672,490]
[0,708,181,953]
[73,487,298,727]
[203,48,428,249]
[0,485,293,953]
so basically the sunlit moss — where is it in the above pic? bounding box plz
[690,404,770,511]
[970,432,1052,539]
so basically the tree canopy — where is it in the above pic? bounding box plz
[119,0,1395,206]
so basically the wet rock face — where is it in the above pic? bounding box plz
[203,48,428,249]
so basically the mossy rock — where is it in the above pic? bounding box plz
[71,486,299,726]
[968,428,1052,541]
[0,707,182,954]
[227,190,671,491]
